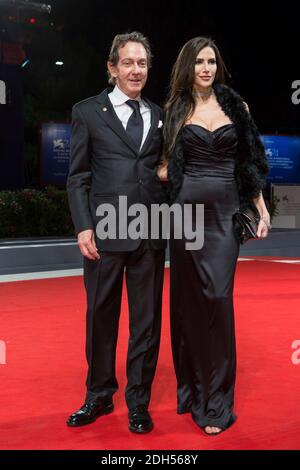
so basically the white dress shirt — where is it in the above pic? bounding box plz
[108,85,151,149]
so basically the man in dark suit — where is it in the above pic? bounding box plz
[66,32,166,433]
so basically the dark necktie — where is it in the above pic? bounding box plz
[126,99,144,151]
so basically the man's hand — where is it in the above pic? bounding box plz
[77,229,100,260]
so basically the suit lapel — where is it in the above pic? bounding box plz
[139,98,160,155]
[95,91,138,154]
[95,90,160,156]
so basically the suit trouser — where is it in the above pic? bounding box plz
[84,240,165,410]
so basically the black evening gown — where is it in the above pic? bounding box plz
[170,123,240,430]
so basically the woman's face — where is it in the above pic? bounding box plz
[194,46,217,91]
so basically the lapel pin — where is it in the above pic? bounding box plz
[102,107,107,112]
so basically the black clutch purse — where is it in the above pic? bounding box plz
[232,204,261,244]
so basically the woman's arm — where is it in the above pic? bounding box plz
[157,161,168,181]
[244,102,270,238]
[253,191,271,238]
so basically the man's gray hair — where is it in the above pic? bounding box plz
[107,31,152,85]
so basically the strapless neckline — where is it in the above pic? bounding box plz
[181,120,238,179]
[184,123,235,134]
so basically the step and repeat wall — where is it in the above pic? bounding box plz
[262,135,300,228]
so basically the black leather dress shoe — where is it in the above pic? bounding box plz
[128,405,153,433]
[66,400,113,427]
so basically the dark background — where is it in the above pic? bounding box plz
[1,0,300,188]
[43,0,300,132]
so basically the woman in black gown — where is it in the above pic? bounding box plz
[158,37,270,435]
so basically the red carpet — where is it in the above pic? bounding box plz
[0,258,300,450]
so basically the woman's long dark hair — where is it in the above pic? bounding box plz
[163,37,229,161]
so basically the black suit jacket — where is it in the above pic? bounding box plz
[67,89,167,251]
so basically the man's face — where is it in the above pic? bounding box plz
[108,41,148,98]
